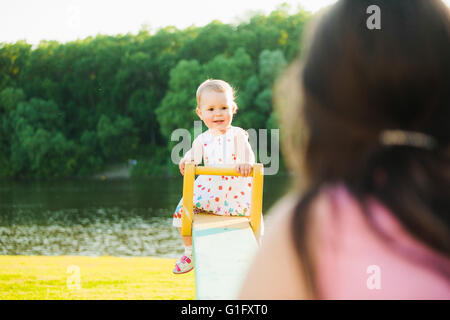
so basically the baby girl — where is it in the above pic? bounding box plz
[172,79,258,274]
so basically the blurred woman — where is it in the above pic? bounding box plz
[239,0,450,299]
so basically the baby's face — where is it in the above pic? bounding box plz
[196,89,236,134]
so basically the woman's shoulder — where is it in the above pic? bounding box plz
[238,190,312,299]
[263,191,300,232]
[241,184,450,299]
[263,185,336,233]
[238,186,352,299]
[309,184,450,299]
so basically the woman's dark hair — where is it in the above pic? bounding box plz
[275,0,450,297]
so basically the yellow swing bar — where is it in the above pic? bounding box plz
[181,163,264,238]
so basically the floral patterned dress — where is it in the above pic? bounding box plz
[172,126,263,232]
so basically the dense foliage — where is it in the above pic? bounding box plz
[0,7,310,179]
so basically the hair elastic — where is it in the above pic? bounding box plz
[379,130,437,150]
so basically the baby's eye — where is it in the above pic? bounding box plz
[222,106,227,109]
[207,108,214,111]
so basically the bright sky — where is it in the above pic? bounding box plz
[1,0,338,46]
[2,0,449,46]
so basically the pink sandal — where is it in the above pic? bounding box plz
[173,254,194,274]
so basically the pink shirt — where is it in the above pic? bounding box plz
[314,184,450,299]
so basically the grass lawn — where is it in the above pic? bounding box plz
[0,255,195,300]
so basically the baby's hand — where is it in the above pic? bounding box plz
[179,159,186,176]
[236,163,252,177]
[179,158,196,176]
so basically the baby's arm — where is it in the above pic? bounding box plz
[179,136,203,175]
[235,129,255,176]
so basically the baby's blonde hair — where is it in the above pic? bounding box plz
[196,79,238,112]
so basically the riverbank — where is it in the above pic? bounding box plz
[92,163,132,180]
[0,255,195,300]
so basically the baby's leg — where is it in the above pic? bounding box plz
[177,228,192,247]
[176,207,211,246]
[173,228,194,274]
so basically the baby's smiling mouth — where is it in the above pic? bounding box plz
[214,120,224,123]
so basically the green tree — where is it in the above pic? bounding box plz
[0,87,26,177]
[155,59,206,139]
[258,49,287,87]
[96,114,139,161]
[178,21,234,63]
[203,47,254,90]
[0,6,311,179]
[127,88,160,146]
[0,41,32,88]
[8,98,77,178]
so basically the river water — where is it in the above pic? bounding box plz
[0,175,292,258]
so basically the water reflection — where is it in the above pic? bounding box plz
[0,176,291,258]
